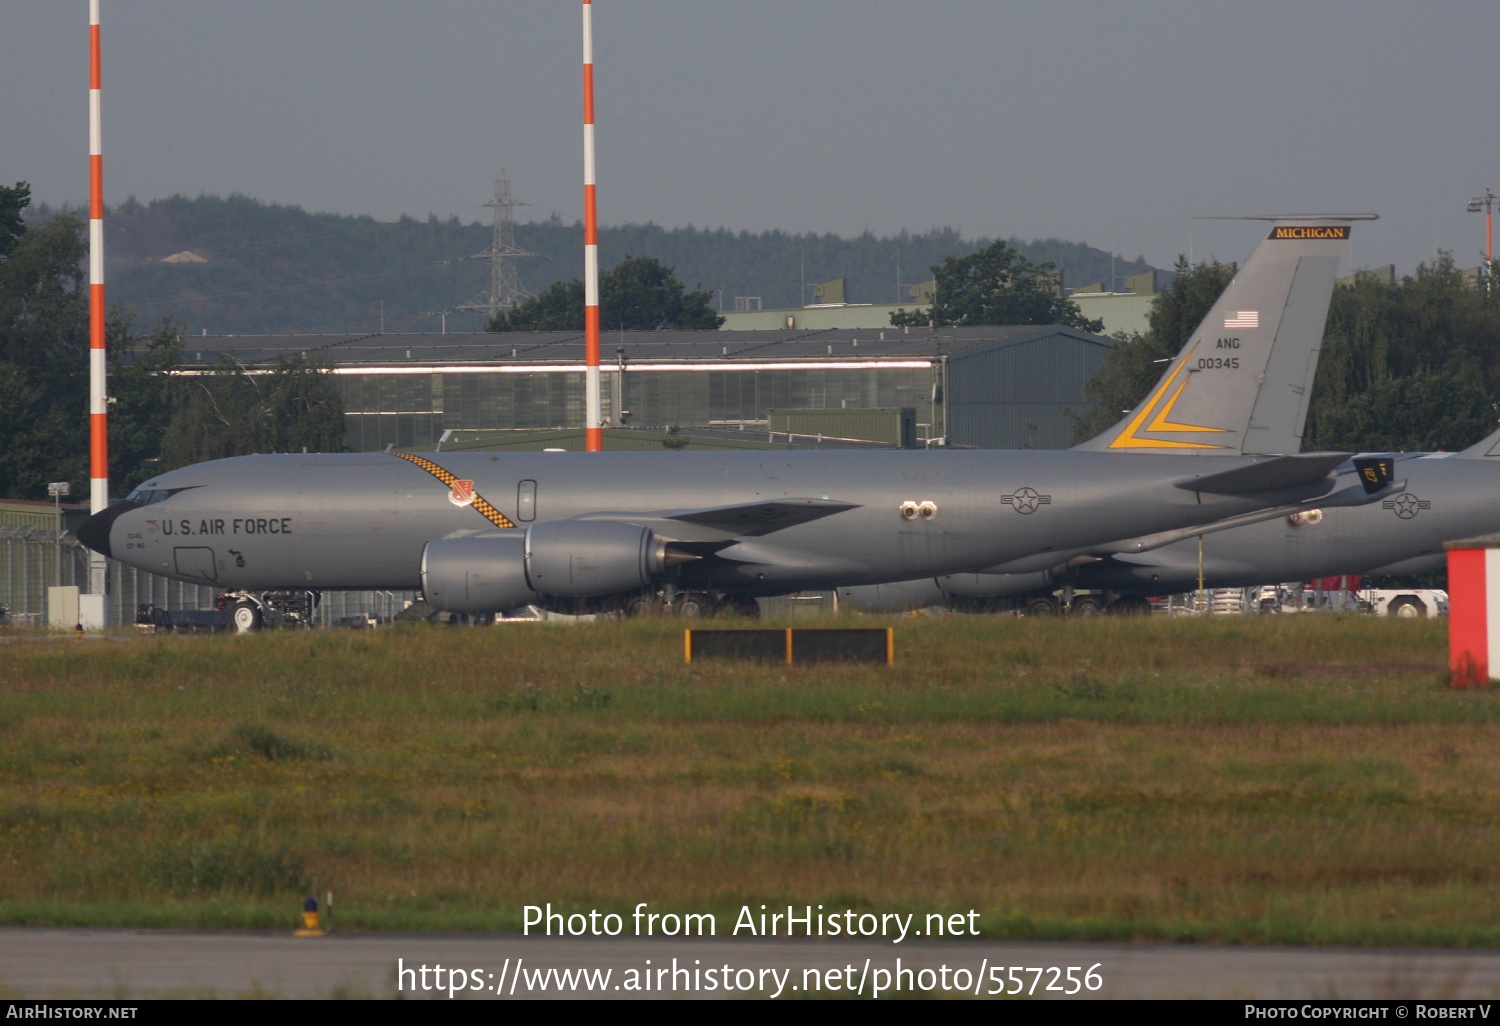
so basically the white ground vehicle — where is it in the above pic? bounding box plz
[1360,588,1448,619]
[1244,584,1445,617]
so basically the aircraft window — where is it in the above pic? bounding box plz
[126,489,169,506]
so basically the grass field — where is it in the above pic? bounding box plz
[0,614,1495,945]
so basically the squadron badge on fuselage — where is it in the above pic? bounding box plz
[449,479,477,508]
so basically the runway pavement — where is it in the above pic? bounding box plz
[2,928,1499,999]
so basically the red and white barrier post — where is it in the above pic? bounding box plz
[1445,537,1500,687]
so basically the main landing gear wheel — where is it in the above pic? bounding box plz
[675,592,717,619]
[1070,595,1107,617]
[231,601,262,634]
[624,594,663,618]
[1024,595,1059,617]
[1389,596,1426,619]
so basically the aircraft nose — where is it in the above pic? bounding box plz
[76,500,136,559]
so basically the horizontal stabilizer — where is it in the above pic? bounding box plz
[1352,456,1395,494]
[1174,452,1350,495]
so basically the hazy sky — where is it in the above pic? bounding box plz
[5,1,1497,274]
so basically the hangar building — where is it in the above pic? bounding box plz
[180,324,1115,452]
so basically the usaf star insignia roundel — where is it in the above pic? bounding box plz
[1382,493,1431,520]
[1002,487,1052,515]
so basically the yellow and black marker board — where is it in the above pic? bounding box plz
[686,628,894,666]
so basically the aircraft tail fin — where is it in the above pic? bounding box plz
[1075,216,1369,455]
[1453,424,1500,459]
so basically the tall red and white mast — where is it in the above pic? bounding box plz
[582,0,602,452]
[88,0,110,597]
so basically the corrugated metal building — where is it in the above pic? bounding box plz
[178,324,1114,451]
[0,498,89,533]
[945,328,1116,449]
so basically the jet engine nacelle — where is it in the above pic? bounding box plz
[837,578,947,613]
[938,571,1055,599]
[838,569,1062,613]
[424,521,670,613]
[422,534,538,615]
[524,519,666,598]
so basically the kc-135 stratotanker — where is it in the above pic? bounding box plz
[839,428,1500,616]
[77,217,1386,629]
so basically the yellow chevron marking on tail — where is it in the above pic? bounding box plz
[391,452,517,529]
[1108,345,1229,450]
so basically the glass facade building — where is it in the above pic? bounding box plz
[337,364,939,453]
[182,325,1112,453]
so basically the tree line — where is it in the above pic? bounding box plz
[68,193,1156,335]
[890,240,1103,332]
[488,255,722,332]
[488,239,1106,334]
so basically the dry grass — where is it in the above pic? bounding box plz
[0,614,1496,943]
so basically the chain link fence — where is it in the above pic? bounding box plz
[0,529,415,629]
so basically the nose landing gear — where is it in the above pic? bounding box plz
[216,590,320,632]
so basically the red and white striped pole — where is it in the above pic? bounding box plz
[582,0,602,452]
[88,0,110,596]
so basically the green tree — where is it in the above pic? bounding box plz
[1070,257,1236,442]
[489,279,585,332]
[660,423,690,450]
[1304,256,1500,452]
[0,187,346,496]
[889,240,1103,332]
[600,255,722,330]
[108,313,186,490]
[159,353,346,468]
[0,182,29,258]
[489,255,723,332]
[0,202,89,499]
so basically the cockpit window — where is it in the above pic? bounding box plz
[125,488,170,506]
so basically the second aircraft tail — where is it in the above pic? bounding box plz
[1075,216,1368,456]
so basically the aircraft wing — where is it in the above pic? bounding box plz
[1108,478,1404,555]
[1174,452,1352,495]
[576,498,860,541]
[971,474,1404,576]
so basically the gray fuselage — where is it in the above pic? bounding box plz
[91,449,1337,596]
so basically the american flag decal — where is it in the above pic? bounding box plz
[1224,310,1259,329]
